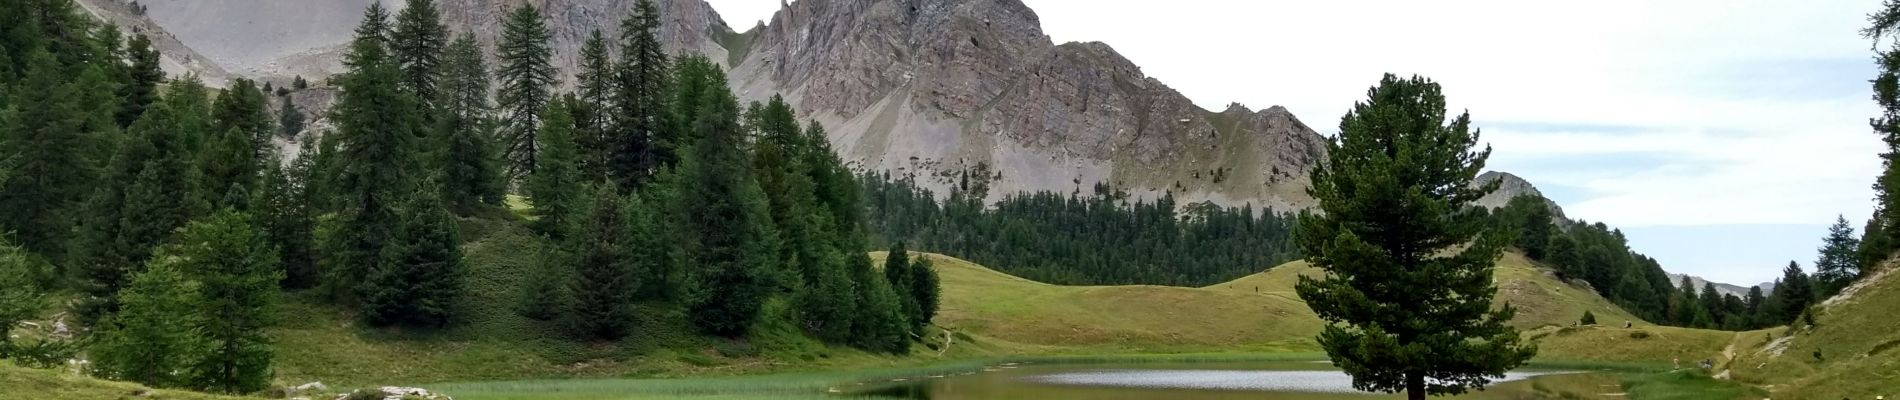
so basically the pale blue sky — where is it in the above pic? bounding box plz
[705,0,1886,286]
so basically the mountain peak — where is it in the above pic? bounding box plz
[1473,171,1567,220]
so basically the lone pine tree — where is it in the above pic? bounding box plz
[1293,74,1536,400]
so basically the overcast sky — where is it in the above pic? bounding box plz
[706,0,1885,286]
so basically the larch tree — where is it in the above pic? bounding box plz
[208,77,274,166]
[326,3,420,303]
[564,184,639,340]
[909,257,941,332]
[278,100,304,137]
[73,85,203,321]
[575,30,615,179]
[668,56,721,164]
[496,3,557,180]
[90,259,204,389]
[391,0,447,118]
[527,98,583,236]
[850,253,910,354]
[361,181,464,328]
[170,210,280,394]
[438,32,504,212]
[883,242,921,335]
[0,238,44,353]
[1293,74,1535,400]
[254,160,315,290]
[610,0,669,189]
[681,84,778,337]
[117,33,162,128]
[0,50,96,258]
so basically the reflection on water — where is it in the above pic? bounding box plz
[858,362,1625,400]
[1028,369,1568,392]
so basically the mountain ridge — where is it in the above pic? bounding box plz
[104,0,1332,210]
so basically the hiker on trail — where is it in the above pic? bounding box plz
[1672,357,1679,369]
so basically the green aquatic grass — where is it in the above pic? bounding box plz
[1621,370,1766,400]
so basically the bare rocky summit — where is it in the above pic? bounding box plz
[724,0,1328,209]
[1473,171,1567,219]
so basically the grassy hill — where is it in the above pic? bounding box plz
[266,216,1021,388]
[930,250,1666,357]
[1727,262,1900,399]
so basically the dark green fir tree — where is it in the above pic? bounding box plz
[1293,74,1536,400]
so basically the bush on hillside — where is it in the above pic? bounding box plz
[1580,310,1597,325]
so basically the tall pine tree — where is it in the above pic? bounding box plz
[610,0,669,189]
[208,77,273,167]
[1864,4,1900,267]
[361,182,463,328]
[527,98,582,236]
[278,100,304,137]
[254,160,316,289]
[438,32,504,212]
[325,3,419,303]
[563,184,639,340]
[391,0,447,117]
[496,4,556,180]
[117,33,162,128]
[170,210,279,394]
[73,85,203,321]
[681,84,777,337]
[91,260,204,389]
[850,254,909,354]
[1772,261,1815,324]
[1814,215,1861,298]
[0,50,98,257]
[575,30,615,180]
[1293,74,1535,400]
[910,257,940,332]
[883,243,921,335]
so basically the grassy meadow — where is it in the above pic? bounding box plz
[13,215,1774,399]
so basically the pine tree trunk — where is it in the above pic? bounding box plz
[1406,372,1426,400]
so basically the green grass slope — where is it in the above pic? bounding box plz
[0,362,247,400]
[1728,262,1900,399]
[931,250,1679,360]
[269,214,1016,388]
[921,252,1323,352]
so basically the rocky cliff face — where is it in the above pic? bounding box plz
[93,0,733,85]
[72,0,236,85]
[106,0,1331,210]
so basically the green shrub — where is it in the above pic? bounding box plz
[1580,310,1597,325]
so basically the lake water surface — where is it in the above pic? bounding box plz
[858,361,1625,399]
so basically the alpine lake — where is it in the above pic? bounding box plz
[851,361,1624,399]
